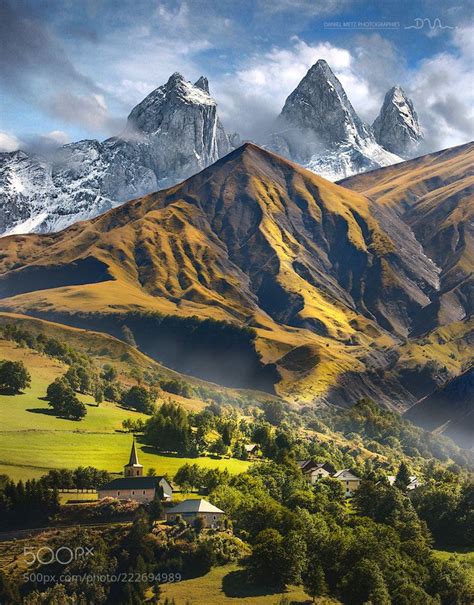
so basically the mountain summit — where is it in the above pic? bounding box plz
[0,73,231,236]
[270,60,402,180]
[280,59,371,147]
[372,86,423,157]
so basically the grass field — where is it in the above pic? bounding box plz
[159,563,338,604]
[0,342,250,482]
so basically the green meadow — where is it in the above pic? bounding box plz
[0,342,250,482]
[158,563,326,605]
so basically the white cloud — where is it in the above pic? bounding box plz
[47,91,123,134]
[213,38,368,139]
[0,132,23,152]
[44,130,70,145]
[212,30,473,151]
[410,26,474,151]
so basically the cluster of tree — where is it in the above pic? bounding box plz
[121,385,156,414]
[144,402,194,454]
[173,463,230,492]
[122,417,146,433]
[411,478,474,548]
[0,359,31,394]
[45,377,87,419]
[63,362,102,402]
[0,476,60,530]
[325,398,472,467]
[1,322,133,414]
[142,367,260,410]
[207,462,472,604]
[1,323,86,366]
[159,378,194,398]
[140,399,297,462]
[40,466,112,490]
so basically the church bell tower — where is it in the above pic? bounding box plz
[124,438,144,477]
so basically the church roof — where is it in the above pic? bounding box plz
[98,476,167,490]
[125,439,142,467]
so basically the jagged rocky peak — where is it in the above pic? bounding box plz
[270,59,401,181]
[279,59,372,146]
[372,86,423,157]
[127,72,217,135]
[194,76,210,93]
[0,72,232,236]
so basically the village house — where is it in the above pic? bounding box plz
[388,475,422,491]
[333,469,361,496]
[98,439,173,503]
[298,460,336,485]
[244,443,260,457]
[165,499,225,529]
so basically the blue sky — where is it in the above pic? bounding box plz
[0,0,473,153]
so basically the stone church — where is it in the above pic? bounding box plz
[98,439,173,503]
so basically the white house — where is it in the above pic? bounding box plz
[333,469,361,496]
[299,460,336,485]
[388,475,422,491]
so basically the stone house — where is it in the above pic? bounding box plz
[165,499,225,529]
[333,469,361,496]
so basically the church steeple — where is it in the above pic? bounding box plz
[124,438,143,477]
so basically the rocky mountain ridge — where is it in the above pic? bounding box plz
[0,142,470,419]
[269,60,422,180]
[0,61,426,236]
[0,73,232,236]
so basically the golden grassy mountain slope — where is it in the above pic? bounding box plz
[340,141,474,329]
[0,144,468,406]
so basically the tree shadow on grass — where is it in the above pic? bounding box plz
[26,408,82,421]
[0,388,24,395]
[140,444,198,459]
[26,407,57,417]
[222,569,282,598]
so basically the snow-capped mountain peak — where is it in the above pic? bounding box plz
[0,74,231,236]
[372,86,423,157]
[270,59,402,181]
[280,59,372,147]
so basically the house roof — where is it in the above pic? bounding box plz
[298,460,317,472]
[299,460,334,474]
[333,469,360,481]
[166,499,224,514]
[99,476,167,491]
[388,475,418,486]
[244,443,258,452]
